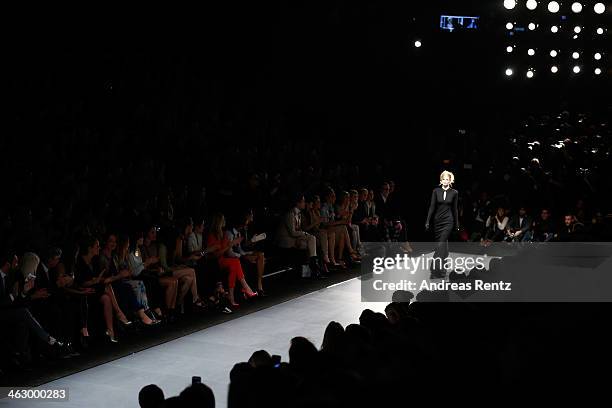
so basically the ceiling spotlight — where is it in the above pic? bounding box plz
[548,1,560,13]
[528,23,537,30]
[526,70,534,78]
[414,40,422,48]
[571,2,583,13]
[595,68,602,75]
[597,28,604,35]
[551,25,559,33]
[573,34,579,39]
[572,52,580,59]
[574,26,581,33]
[573,65,581,74]
[551,66,559,73]
[505,68,514,76]
[594,3,605,14]
[506,22,514,30]
[506,46,514,53]
[594,52,602,60]
[527,0,538,10]
[528,48,536,56]
[550,50,558,57]
[504,0,517,9]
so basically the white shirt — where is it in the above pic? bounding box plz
[187,232,204,253]
[442,186,450,201]
[487,215,509,231]
[128,252,145,277]
[225,228,249,258]
[293,207,302,230]
[41,262,49,280]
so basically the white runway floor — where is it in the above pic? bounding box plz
[1,277,385,408]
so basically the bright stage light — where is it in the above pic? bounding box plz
[507,46,514,53]
[597,28,604,35]
[573,65,581,73]
[594,52,602,60]
[571,3,583,13]
[506,22,514,30]
[595,68,602,75]
[548,1,560,13]
[574,26,581,33]
[551,25,559,33]
[528,22,536,30]
[572,52,580,59]
[505,68,514,76]
[528,48,536,56]
[550,50,558,57]
[526,70,534,78]
[527,0,538,10]
[551,65,559,73]
[594,3,605,14]
[504,0,517,9]
[414,40,422,48]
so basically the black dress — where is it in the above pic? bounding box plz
[426,187,459,272]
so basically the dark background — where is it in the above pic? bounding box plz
[3,1,610,236]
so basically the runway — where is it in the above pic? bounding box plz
[1,277,385,408]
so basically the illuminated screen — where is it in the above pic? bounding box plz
[440,15,479,31]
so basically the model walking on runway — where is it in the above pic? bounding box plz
[425,171,459,278]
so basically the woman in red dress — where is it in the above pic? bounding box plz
[207,213,257,308]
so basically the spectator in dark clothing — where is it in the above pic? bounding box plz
[556,214,585,241]
[138,384,165,408]
[1,251,64,365]
[73,236,122,343]
[289,336,318,372]
[374,182,391,222]
[248,350,273,368]
[30,248,81,349]
[470,191,492,241]
[179,383,215,408]
[506,207,533,242]
[532,208,556,242]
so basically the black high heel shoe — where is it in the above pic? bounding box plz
[321,262,331,276]
[165,309,178,324]
[78,334,89,350]
[145,310,162,324]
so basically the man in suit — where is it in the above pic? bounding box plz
[0,252,31,368]
[32,248,79,350]
[34,248,62,294]
[276,194,320,276]
[354,188,379,242]
[1,251,65,368]
[374,182,391,222]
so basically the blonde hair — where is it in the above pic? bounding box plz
[439,170,455,186]
[20,252,40,279]
[210,213,226,240]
